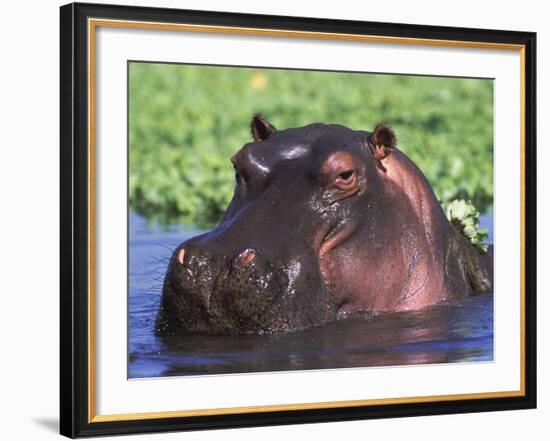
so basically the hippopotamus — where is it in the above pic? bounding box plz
[156,114,492,336]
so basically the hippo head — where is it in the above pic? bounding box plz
[156,114,397,335]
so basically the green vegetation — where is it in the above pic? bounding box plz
[444,199,489,252]
[129,62,493,228]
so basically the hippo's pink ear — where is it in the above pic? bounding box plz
[368,123,396,161]
[251,113,277,142]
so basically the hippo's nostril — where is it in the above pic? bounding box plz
[235,248,257,268]
[177,248,186,265]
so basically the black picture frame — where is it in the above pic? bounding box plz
[60,2,537,438]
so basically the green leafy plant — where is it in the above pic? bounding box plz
[129,63,493,228]
[444,199,489,252]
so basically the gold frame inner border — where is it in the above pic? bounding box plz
[87,17,527,423]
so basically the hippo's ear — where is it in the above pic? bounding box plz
[251,113,277,142]
[368,123,396,161]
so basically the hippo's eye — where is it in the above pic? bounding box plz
[338,170,354,181]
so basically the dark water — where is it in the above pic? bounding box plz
[128,214,494,379]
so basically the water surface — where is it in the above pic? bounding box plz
[129,214,493,378]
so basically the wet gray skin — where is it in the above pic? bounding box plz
[155,114,492,335]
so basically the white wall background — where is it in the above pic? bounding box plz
[0,0,546,439]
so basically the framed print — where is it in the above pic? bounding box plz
[59,2,537,438]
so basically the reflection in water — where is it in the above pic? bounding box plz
[128,214,493,379]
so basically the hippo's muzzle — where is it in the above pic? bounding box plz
[156,237,291,335]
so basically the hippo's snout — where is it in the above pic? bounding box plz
[156,240,282,335]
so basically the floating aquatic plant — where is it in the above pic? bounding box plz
[129,63,493,227]
[444,199,489,253]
